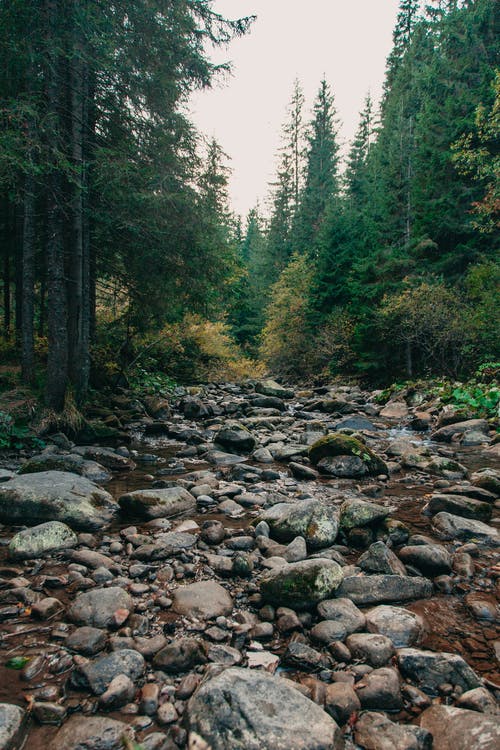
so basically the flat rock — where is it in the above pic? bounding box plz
[0,471,117,530]
[418,704,500,750]
[337,575,432,605]
[68,587,133,628]
[255,380,294,399]
[52,715,135,750]
[340,500,391,531]
[260,558,344,610]
[424,494,492,522]
[172,581,233,619]
[365,605,424,647]
[186,667,343,749]
[8,521,77,559]
[19,453,111,484]
[118,486,195,519]
[432,512,499,547]
[355,710,432,750]
[397,648,482,695]
[0,703,25,750]
[431,419,489,442]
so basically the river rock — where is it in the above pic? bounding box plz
[431,419,489,442]
[317,598,366,634]
[68,587,133,628]
[365,605,424,647]
[52,715,135,750]
[424,494,492,522]
[418,704,500,750]
[186,666,343,749]
[153,638,206,672]
[471,468,500,496]
[397,648,482,695]
[118,486,196,519]
[358,541,407,575]
[266,499,339,549]
[337,575,432,605]
[355,667,403,710]
[324,683,361,725]
[215,424,256,454]
[172,581,233,619]
[346,633,395,667]
[340,500,391,532]
[66,626,108,655]
[8,521,78,559]
[355,711,432,750]
[432,512,499,547]
[260,558,344,609]
[0,471,117,530]
[398,544,452,576]
[72,446,136,471]
[255,379,294,399]
[73,649,145,694]
[19,453,111,484]
[0,703,25,750]
[309,433,387,475]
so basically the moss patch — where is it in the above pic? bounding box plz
[309,433,387,476]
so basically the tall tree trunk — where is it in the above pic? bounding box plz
[1,196,11,338]
[21,173,36,384]
[45,0,68,411]
[14,204,23,342]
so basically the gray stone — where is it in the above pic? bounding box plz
[358,541,407,575]
[340,500,391,531]
[153,638,206,673]
[68,587,133,628]
[397,648,482,695]
[346,633,395,667]
[365,605,424,648]
[172,581,233,619]
[456,687,499,714]
[118,486,195,519]
[424,494,492,522]
[355,667,403,710]
[318,455,368,478]
[355,711,432,750]
[0,703,25,750]
[418,704,500,750]
[432,512,499,547]
[310,620,347,644]
[8,521,77,559]
[98,674,136,709]
[431,419,489,442]
[72,445,136,471]
[19,453,111,484]
[324,683,361,726]
[0,471,117,530]
[52,715,135,750]
[66,626,107,655]
[267,499,339,549]
[215,424,256,454]
[260,558,344,610]
[74,649,145,695]
[255,380,294,399]
[337,575,432,605]
[186,667,342,750]
[398,544,452,576]
[317,598,366,634]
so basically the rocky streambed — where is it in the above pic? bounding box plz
[0,379,498,750]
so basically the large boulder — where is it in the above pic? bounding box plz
[432,512,499,547]
[397,648,482,695]
[19,453,111,483]
[0,471,117,530]
[172,581,233,620]
[8,521,77,560]
[118,486,196,520]
[424,494,492,522]
[431,419,489,443]
[186,667,343,750]
[266,499,339,549]
[418,704,500,750]
[261,558,344,610]
[336,575,433,606]
[68,587,133,629]
[0,703,25,750]
[52,715,135,750]
[309,433,387,476]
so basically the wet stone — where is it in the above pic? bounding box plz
[66,626,108,655]
[73,648,145,695]
[68,586,133,628]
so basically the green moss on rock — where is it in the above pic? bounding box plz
[309,433,388,476]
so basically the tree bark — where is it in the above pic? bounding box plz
[21,173,36,384]
[45,0,68,411]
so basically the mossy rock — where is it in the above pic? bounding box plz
[309,433,388,476]
[74,420,130,446]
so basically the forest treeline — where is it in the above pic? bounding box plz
[233,0,499,383]
[0,0,499,411]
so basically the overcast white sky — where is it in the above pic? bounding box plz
[189,0,401,217]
